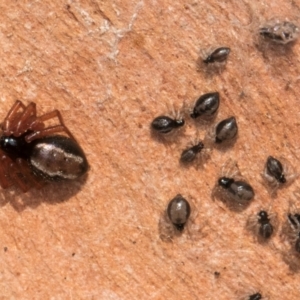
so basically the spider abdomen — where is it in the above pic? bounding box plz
[30,136,89,181]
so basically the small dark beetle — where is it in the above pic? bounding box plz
[167,194,191,231]
[0,100,89,192]
[180,141,204,163]
[190,92,220,119]
[215,117,238,143]
[203,47,230,64]
[151,116,184,134]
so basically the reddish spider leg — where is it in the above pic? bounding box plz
[0,153,44,192]
[0,154,14,189]
[2,101,43,137]
[0,152,31,192]
[1,100,75,142]
[2,100,26,135]
[14,102,39,136]
[25,109,75,142]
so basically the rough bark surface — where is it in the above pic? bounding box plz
[0,0,300,299]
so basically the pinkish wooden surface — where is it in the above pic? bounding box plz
[0,0,300,299]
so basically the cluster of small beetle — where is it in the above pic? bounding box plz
[151,19,299,299]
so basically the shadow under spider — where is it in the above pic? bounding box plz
[0,174,88,212]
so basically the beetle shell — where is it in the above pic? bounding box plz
[30,135,89,181]
[203,47,231,64]
[215,117,238,143]
[266,156,286,183]
[190,92,220,119]
[151,116,184,134]
[180,142,204,163]
[167,194,191,231]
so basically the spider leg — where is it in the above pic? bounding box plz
[26,125,73,143]
[0,154,43,192]
[26,110,75,142]
[2,100,26,135]
[0,154,14,189]
[14,102,37,136]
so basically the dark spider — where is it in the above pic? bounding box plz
[0,100,89,192]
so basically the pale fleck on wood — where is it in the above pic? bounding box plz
[0,0,299,299]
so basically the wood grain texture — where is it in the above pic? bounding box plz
[0,0,300,299]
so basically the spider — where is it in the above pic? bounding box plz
[179,137,212,167]
[150,101,186,143]
[205,116,238,148]
[212,159,255,211]
[189,92,220,120]
[180,140,205,164]
[159,194,197,242]
[246,209,277,242]
[0,100,89,192]
[197,46,231,73]
[151,115,184,134]
[262,155,297,195]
